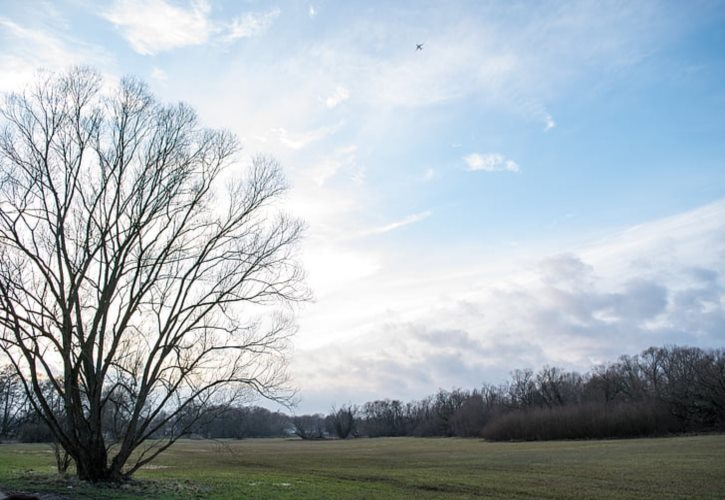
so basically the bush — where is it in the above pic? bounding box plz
[18,422,54,443]
[482,401,680,441]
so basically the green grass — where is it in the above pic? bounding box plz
[1,435,724,498]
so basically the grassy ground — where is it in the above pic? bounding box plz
[1,435,724,498]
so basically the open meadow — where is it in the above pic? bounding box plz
[1,435,724,499]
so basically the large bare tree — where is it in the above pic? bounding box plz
[0,68,306,482]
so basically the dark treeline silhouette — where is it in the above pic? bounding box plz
[177,406,291,439]
[296,345,725,441]
[2,345,723,443]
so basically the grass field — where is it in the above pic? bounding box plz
[1,435,724,498]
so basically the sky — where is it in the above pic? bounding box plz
[1,0,724,413]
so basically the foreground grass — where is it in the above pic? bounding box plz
[1,435,724,498]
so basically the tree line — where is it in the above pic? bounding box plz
[362,344,725,440]
[3,344,722,443]
[284,344,725,440]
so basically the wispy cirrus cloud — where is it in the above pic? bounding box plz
[357,211,433,238]
[305,145,357,186]
[325,85,349,109]
[151,67,167,81]
[464,153,520,173]
[0,17,111,91]
[272,121,344,150]
[421,167,436,182]
[227,8,280,41]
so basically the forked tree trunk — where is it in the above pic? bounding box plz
[73,441,113,482]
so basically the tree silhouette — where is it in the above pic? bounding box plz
[0,68,306,482]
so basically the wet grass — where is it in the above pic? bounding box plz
[1,434,724,498]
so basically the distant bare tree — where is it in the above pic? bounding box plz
[536,366,583,408]
[586,364,627,403]
[292,414,325,439]
[506,369,539,408]
[0,68,306,482]
[328,405,356,439]
[0,365,26,439]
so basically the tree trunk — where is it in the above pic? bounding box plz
[74,443,114,482]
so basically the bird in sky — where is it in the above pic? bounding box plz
[416,43,424,51]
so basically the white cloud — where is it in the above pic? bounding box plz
[351,166,366,185]
[464,153,520,173]
[272,122,344,150]
[499,84,558,131]
[305,146,357,186]
[0,17,112,92]
[545,114,556,131]
[101,1,280,54]
[308,158,343,187]
[151,67,167,81]
[308,6,317,19]
[422,167,435,181]
[227,8,280,40]
[325,86,349,108]
[336,145,358,155]
[276,0,681,120]
[303,245,381,297]
[102,0,212,55]
[360,210,432,237]
[290,199,725,411]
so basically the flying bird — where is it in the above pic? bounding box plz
[416,43,424,51]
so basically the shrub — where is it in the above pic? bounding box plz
[18,422,54,443]
[482,401,679,441]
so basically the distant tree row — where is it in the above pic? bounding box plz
[293,345,725,441]
[2,345,723,443]
[0,382,291,443]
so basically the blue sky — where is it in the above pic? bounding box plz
[1,0,724,412]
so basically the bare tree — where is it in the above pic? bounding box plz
[328,404,356,439]
[291,414,326,440]
[535,366,583,408]
[0,68,306,482]
[0,364,26,439]
[506,368,539,408]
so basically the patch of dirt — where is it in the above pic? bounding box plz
[3,470,211,499]
[0,490,70,500]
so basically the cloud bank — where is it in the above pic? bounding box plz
[292,199,725,412]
